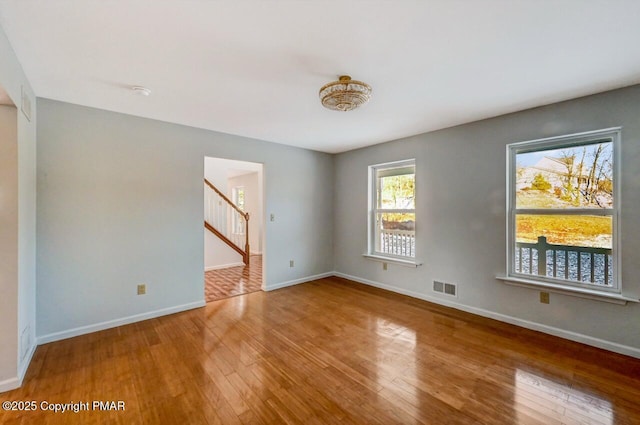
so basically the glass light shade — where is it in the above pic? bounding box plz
[319,75,371,111]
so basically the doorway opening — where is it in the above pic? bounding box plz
[203,157,264,302]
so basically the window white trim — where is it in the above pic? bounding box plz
[496,276,638,305]
[362,254,422,267]
[368,159,416,261]
[504,128,622,295]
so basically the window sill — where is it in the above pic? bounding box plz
[363,254,422,268]
[496,275,639,305]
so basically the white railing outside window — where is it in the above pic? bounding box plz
[515,237,612,286]
[379,229,415,257]
[507,128,620,293]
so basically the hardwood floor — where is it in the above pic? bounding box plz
[205,255,262,302]
[2,276,640,424]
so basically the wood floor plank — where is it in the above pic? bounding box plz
[2,276,640,424]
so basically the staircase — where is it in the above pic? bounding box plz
[204,179,250,265]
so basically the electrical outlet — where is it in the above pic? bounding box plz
[383,262,387,271]
[540,292,550,304]
[137,284,146,295]
[289,260,294,268]
[270,213,275,222]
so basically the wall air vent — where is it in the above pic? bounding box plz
[433,280,457,297]
[433,280,444,293]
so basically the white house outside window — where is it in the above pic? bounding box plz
[369,159,416,260]
[507,128,620,293]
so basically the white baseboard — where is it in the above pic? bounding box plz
[205,262,244,271]
[334,272,640,359]
[37,301,206,345]
[266,272,334,292]
[0,341,37,393]
[0,376,20,393]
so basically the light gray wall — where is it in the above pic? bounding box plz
[36,99,334,338]
[334,85,640,352]
[0,105,18,383]
[0,23,37,392]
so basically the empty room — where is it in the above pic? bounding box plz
[1,1,640,424]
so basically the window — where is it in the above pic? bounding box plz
[507,128,619,293]
[231,186,245,234]
[368,159,416,259]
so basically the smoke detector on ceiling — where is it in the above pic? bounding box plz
[131,86,151,96]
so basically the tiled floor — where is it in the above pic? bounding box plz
[204,255,262,302]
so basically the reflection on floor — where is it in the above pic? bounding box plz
[4,277,640,424]
[515,369,613,425]
[205,255,262,302]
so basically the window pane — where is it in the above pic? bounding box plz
[375,213,415,257]
[377,173,415,209]
[515,142,613,209]
[516,214,611,247]
[515,214,612,286]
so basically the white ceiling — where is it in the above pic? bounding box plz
[1,1,640,153]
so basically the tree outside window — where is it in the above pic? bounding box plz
[508,128,619,291]
[369,160,416,259]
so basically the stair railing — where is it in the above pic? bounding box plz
[204,179,250,265]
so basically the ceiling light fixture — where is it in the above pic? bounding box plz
[131,86,151,96]
[319,75,371,111]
